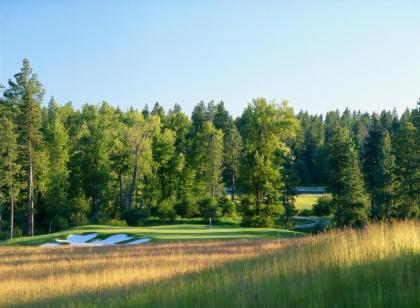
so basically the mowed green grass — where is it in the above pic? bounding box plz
[0,224,304,246]
[294,194,328,211]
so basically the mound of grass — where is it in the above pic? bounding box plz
[294,193,330,212]
[0,224,303,246]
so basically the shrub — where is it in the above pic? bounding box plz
[198,198,220,220]
[70,196,91,226]
[238,197,278,228]
[175,198,200,218]
[0,232,8,240]
[298,209,313,217]
[100,218,128,227]
[123,208,150,226]
[157,199,176,223]
[313,195,334,216]
[220,197,237,217]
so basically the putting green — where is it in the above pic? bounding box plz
[0,224,305,246]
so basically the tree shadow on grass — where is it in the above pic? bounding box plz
[8,251,419,308]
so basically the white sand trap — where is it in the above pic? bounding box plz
[125,238,151,245]
[40,233,152,247]
[41,243,61,247]
[90,234,134,245]
[56,233,98,244]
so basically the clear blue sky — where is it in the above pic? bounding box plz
[1,0,419,116]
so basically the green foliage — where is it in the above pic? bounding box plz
[313,195,334,216]
[123,208,150,226]
[327,126,368,227]
[198,198,220,220]
[219,197,237,217]
[0,58,418,237]
[174,198,200,218]
[157,199,177,223]
[69,196,91,226]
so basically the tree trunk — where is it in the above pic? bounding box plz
[231,164,235,201]
[128,160,138,209]
[255,181,261,214]
[27,141,34,236]
[91,195,99,223]
[119,171,124,219]
[10,187,14,239]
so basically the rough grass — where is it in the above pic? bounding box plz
[0,224,303,246]
[1,221,418,307]
[0,239,292,307]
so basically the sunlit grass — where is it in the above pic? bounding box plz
[1,221,418,307]
[294,194,329,211]
[0,224,303,246]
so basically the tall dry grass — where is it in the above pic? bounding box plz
[0,238,292,307]
[1,221,419,307]
[129,220,419,308]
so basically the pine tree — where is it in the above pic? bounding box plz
[4,59,44,236]
[191,121,224,198]
[393,106,420,217]
[363,117,397,219]
[224,125,242,201]
[0,116,21,238]
[327,126,368,227]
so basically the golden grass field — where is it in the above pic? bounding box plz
[0,238,291,307]
[1,221,419,307]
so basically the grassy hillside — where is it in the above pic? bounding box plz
[0,224,303,246]
[294,194,329,211]
[0,221,418,307]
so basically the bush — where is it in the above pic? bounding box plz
[175,198,200,218]
[298,209,313,217]
[220,198,237,217]
[313,195,334,216]
[100,218,128,227]
[0,232,8,240]
[198,198,220,220]
[157,199,176,223]
[238,197,277,228]
[123,208,150,226]
[70,196,91,226]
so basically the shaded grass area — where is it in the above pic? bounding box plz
[0,224,304,246]
[10,221,418,307]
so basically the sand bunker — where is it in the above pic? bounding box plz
[125,238,152,245]
[90,234,134,245]
[40,233,151,247]
[56,233,98,245]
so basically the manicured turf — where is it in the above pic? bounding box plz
[294,194,329,211]
[0,224,304,246]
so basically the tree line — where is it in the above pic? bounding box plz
[0,59,419,238]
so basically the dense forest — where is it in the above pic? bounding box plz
[0,59,419,238]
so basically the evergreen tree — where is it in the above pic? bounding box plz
[363,117,396,219]
[224,125,242,200]
[4,59,44,235]
[327,126,368,227]
[393,106,420,217]
[0,116,21,238]
[190,121,224,198]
